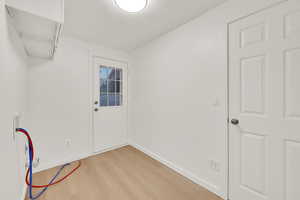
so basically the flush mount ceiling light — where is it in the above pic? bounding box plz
[114,0,148,13]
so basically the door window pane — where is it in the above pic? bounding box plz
[108,94,116,106]
[100,94,108,107]
[100,80,108,93]
[116,95,122,106]
[108,67,115,80]
[116,81,121,94]
[108,81,116,93]
[116,69,122,80]
[99,66,123,107]
[100,67,109,80]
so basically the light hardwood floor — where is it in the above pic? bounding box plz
[26,146,222,200]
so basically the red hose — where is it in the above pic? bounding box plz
[17,129,81,188]
[17,129,34,158]
[25,161,81,188]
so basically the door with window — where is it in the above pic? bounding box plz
[93,57,127,152]
[229,1,300,200]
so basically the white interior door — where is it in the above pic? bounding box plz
[93,57,127,152]
[229,1,300,200]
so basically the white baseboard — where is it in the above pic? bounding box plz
[34,143,128,173]
[21,183,27,200]
[129,141,224,199]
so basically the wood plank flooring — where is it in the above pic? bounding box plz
[26,145,222,200]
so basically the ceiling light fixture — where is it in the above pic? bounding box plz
[114,0,148,13]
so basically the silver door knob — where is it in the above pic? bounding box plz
[231,119,239,125]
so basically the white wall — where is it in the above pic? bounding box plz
[129,0,286,198]
[0,0,28,199]
[27,37,130,172]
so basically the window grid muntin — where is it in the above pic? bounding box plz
[99,66,123,107]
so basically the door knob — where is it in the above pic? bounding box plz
[94,101,98,105]
[231,119,239,125]
[94,108,99,112]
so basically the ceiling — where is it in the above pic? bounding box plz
[63,0,226,51]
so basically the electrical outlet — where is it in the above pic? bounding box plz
[32,158,40,168]
[24,143,40,168]
[65,139,71,148]
[209,160,221,173]
[215,162,220,172]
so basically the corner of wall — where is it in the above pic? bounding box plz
[128,140,224,199]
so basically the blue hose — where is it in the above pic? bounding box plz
[27,142,70,199]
